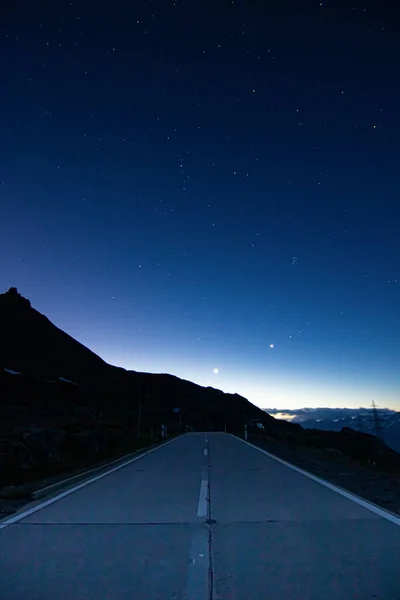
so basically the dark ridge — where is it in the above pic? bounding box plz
[1,288,399,491]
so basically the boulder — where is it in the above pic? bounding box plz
[325,448,344,458]
[70,429,110,459]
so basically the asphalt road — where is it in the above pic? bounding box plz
[1,432,400,599]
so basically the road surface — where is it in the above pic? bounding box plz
[1,432,400,599]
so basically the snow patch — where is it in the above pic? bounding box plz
[58,377,77,385]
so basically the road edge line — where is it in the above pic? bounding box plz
[31,445,158,500]
[0,435,182,530]
[231,434,400,527]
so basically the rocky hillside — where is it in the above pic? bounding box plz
[0,288,274,486]
[1,287,399,489]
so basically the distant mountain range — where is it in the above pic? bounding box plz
[265,408,400,453]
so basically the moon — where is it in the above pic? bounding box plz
[269,344,274,348]
[213,368,219,374]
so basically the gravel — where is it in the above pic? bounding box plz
[249,435,400,516]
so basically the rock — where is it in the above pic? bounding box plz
[325,448,344,458]
[0,426,69,483]
[20,426,67,465]
[70,429,110,458]
[2,287,31,308]
[0,438,36,480]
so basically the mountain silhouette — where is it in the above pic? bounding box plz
[0,287,110,381]
[1,287,399,490]
[0,287,279,486]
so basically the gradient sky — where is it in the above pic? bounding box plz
[1,1,399,410]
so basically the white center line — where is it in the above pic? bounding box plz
[204,448,208,456]
[197,479,208,518]
[186,529,209,600]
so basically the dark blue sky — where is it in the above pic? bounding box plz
[1,0,399,408]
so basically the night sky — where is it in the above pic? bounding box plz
[1,1,399,410]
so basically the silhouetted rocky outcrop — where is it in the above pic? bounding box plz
[0,287,109,383]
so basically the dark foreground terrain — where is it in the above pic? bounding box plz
[248,433,400,516]
[2,429,400,520]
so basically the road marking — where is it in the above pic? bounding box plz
[0,436,181,530]
[197,479,208,518]
[204,448,208,456]
[233,435,400,527]
[186,528,209,600]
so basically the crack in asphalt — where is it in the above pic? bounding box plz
[206,434,214,600]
